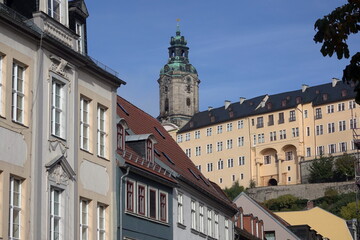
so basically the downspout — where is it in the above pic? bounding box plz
[119,166,130,240]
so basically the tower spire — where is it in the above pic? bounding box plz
[176,19,181,36]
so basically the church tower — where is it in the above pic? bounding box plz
[158,24,200,129]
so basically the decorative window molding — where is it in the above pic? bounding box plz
[149,187,158,219]
[97,105,107,158]
[80,97,90,150]
[159,191,168,222]
[50,187,62,240]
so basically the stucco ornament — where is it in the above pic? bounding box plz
[49,164,70,185]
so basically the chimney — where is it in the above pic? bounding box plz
[225,100,231,109]
[208,106,213,111]
[306,200,314,210]
[302,84,309,92]
[240,97,246,104]
[332,77,340,87]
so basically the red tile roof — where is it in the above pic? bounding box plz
[118,146,176,184]
[117,96,236,211]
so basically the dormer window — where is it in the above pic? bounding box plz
[146,139,154,163]
[117,124,125,151]
[75,21,85,54]
[48,0,62,22]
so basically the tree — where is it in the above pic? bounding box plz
[264,194,306,211]
[340,202,360,220]
[223,180,244,201]
[313,0,360,102]
[308,156,334,183]
[333,153,356,181]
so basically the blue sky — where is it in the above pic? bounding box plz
[85,0,359,117]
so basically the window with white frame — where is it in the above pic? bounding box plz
[50,187,62,240]
[12,62,25,124]
[285,151,293,161]
[48,0,61,22]
[339,120,346,131]
[264,155,271,165]
[240,173,244,180]
[177,193,184,224]
[97,106,106,157]
[214,213,219,239]
[219,178,222,184]
[258,133,265,143]
[191,200,197,230]
[117,124,125,151]
[199,204,205,233]
[228,158,234,168]
[307,127,311,136]
[206,128,212,136]
[349,100,356,109]
[327,105,334,113]
[218,159,223,170]
[238,120,244,129]
[177,134,183,143]
[97,204,106,240]
[9,177,22,240]
[253,134,256,146]
[75,21,85,54]
[350,118,357,129]
[0,55,3,116]
[185,148,191,157]
[206,144,213,154]
[195,146,201,156]
[160,192,167,222]
[80,199,89,240]
[80,97,90,150]
[316,125,323,135]
[225,218,229,240]
[217,125,222,134]
[207,209,213,237]
[126,180,134,212]
[238,136,244,146]
[146,139,154,163]
[270,131,276,141]
[197,165,201,172]
[338,102,345,111]
[149,188,158,219]
[339,142,347,152]
[317,146,325,156]
[304,109,308,118]
[185,133,190,141]
[239,156,245,166]
[232,174,235,182]
[217,141,223,152]
[328,123,335,133]
[207,163,213,172]
[292,127,299,137]
[195,130,200,139]
[315,108,322,119]
[289,110,296,121]
[279,130,286,139]
[227,123,233,131]
[51,78,66,138]
[226,139,233,149]
[137,184,146,215]
[328,144,336,154]
[306,147,311,157]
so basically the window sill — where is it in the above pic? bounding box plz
[177,222,186,229]
[207,236,217,240]
[199,232,207,238]
[50,134,66,142]
[191,228,200,235]
[125,211,169,226]
[12,120,29,128]
[80,148,93,155]
[97,154,110,161]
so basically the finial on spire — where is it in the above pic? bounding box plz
[176,19,181,36]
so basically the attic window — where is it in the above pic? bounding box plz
[190,122,194,127]
[146,139,154,163]
[211,116,215,122]
[267,102,272,110]
[199,174,210,186]
[154,149,161,157]
[229,111,234,118]
[315,90,320,94]
[281,100,286,107]
[117,124,125,151]
[296,97,302,104]
[162,152,175,165]
[341,89,347,97]
[322,94,328,101]
[117,103,129,116]
[249,102,253,106]
[154,127,166,139]
[188,168,200,180]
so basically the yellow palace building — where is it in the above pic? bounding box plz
[175,79,359,188]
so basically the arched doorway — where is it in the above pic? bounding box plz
[268,178,278,186]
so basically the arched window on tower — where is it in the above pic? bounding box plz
[186,98,191,107]
[181,50,185,57]
[165,98,169,112]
